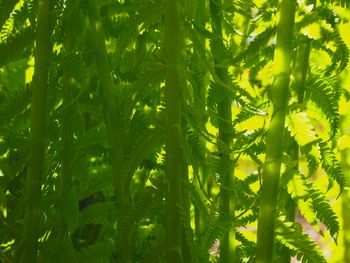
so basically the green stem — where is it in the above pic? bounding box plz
[280,34,312,263]
[209,0,235,261]
[182,160,192,262]
[88,1,130,262]
[60,1,78,197]
[279,145,298,263]
[20,0,51,261]
[255,0,296,262]
[341,116,350,262]
[193,0,209,247]
[164,0,184,261]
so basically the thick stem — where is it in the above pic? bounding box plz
[209,0,235,261]
[164,0,184,262]
[20,0,51,261]
[280,36,311,263]
[60,1,78,197]
[88,1,130,262]
[193,0,209,246]
[255,0,296,262]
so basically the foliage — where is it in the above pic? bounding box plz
[0,0,348,262]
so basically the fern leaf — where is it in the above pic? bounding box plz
[0,27,35,66]
[300,140,321,176]
[122,126,164,185]
[77,242,114,263]
[286,171,340,240]
[319,141,345,192]
[201,212,233,252]
[320,0,350,8]
[275,218,327,263]
[79,201,117,226]
[235,231,256,262]
[233,26,276,65]
[286,111,318,146]
[308,187,339,242]
[305,71,340,136]
[0,0,18,30]
[58,187,79,233]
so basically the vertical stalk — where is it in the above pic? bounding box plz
[88,1,130,262]
[341,117,350,263]
[209,0,235,261]
[280,37,311,263]
[164,0,183,261]
[255,0,296,262]
[20,0,51,261]
[193,0,209,246]
[60,0,78,197]
[181,159,192,262]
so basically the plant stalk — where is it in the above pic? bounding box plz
[88,1,130,262]
[209,0,235,261]
[20,0,51,261]
[280,36,311,263]
[193,0,209,247]
[255,0,296,262]
[164,0,184,261]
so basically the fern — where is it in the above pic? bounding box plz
[308,187,339,241]
[0,27,35,67]
[301,140,321,177]
[122,126,164,186]
[79,201,116,226]
[77,242,114,263]
[320,0,350,8]
[201,212,234,253]
[233,26,276,65]
[275,218,327,263]
[58,187,79,232]
[319,141,345,192]
[0,0,18,30]
[235,231,256,262]
[305,70,340,136]
[285,173,339,241]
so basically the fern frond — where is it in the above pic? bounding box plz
[235,231,255,262]
[233,26,276,65]
[77,242,114,263]
[308,187,339,242]
[122,126,164,186]
[79,201,117,226]
[78,124,108,151]
[57,187,79,232]
[0,0,18,30]
[319,141,345,192]
[320,0,350,8]
[300,140,321,176]
[285,173,339,239]
[320,28,350,74]
[305,70,340,136]
[275,218,327,263]
[201,212,233,252]
[74,158,115,201]
[0,62,31,125]
[183,128,207,167]
[286,111,318,147]
[0,27,35,66]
